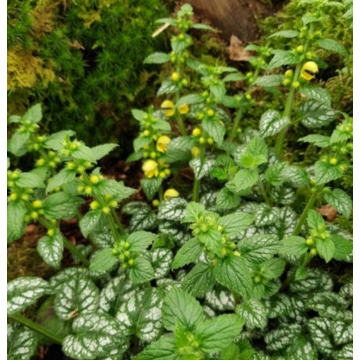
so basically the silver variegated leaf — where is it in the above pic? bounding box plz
[37,234,64,268]
[48,267,89,292]
[236,299,267,329]
[7,324,38,360]
[307,317,333,356]
[266,294,305,322]
[265,324,302,351]
[334,343,353,360]
[268,206,297,239]
[116,288,164,342]
[7,277,48,315]
[190,158,215,180]
[151,248,173,279]
[284,336,317,360]
[254,204,280,226]
[331,320,353,346]
[159,220,191,245]
[205,288,235,312]
[271,186,296,205]
[290,269,333,293]
[158,198,187,221]
[306,292,348,319]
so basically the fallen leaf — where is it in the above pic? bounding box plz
[228,35,253,61]
[317,205,338,222]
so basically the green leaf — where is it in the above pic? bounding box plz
[163,136,196,163]
[91,144,118,160]
[172,238,203,269]
[191,23,216,31]
[89,248,117,273]
[269,30,299,38]
[307,209,326,229]
[254,75,284,87]
[238,235,280,264]
[239,137,268,168]
[283,166,310,187]
[8,132,30,156]
[284,336,318,360]
[22,104,42,123]
[315,160,342,185]
[226,169,259,193]
[280,236,308,257]
[236,299,267,329]
[259,110,289,137]
[129,256,155,284]
[131,109,148,121]
[299,86,332,106]
[216,188,240,210]
[176,94,203,106]
[214,256,252,299]
[316,38,347,56]
[195,314,243,353]
[202,118,226,144]
[268,50,300,70]
[80,211,107,238]
[44,130,75,150]
[141,177,162,200]
[183,202,205,223]
[182,263,216,297]
[15,172,44,188]
[7,277,48,315]
[162,287,203,331]
[37,234,64,269]
[134,336,180,360]
[7,201,27,243]
[219,213,255,236]
[7,324,38,360]
[63,313,125,360]
[134,136,152,152]
[261,258,286,279]
[324,189,352,218]
[128,231,157,252]
[331,236,353,261]
[223,73,246,82]
[46,169,76,193]
[157,79,177,96]
[265,163,286,187]
[144,52,170,64]
[210,83,226,102]
[299,134,331,148]
[116,288,164,342]
[54,273,99,320]
[72,145,96,163]
[43,192,84,220]
[299,100,337,128]
[316,238,335,263]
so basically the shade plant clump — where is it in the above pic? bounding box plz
[7,2,353,360]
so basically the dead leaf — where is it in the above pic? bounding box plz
[317,205,338,222]
[64,40,85,50]
[228,35,252,61]
[152,23,171,38]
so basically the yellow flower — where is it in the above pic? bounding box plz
[164,188,179,200]
[161,100,175,117]
[178,104,190,114]
[142,160,159,178]
[300,61,319,81]
[156,136,171,153]
[191,146,200,157]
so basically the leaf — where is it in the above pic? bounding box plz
[269,30,299,38]
[176,94,203,106]
[284,336,318,360]
[7,201,27,243]
[116,288,164,342]
[268,206,297,238]
[261,258,286,279]
[131,109,148,121]
[331,320,353,346]
[128,231,157,252]
[324,189,352,218]
[299,100,337,128]
[238,235,280,264]
[158,198,187,221]
[163,136,196,163]
[151,249,173,279]
[190,158,215,180]
[254,204,280,226]
[192,23,216,31]
[144,52,170,64]
[268,50,300,70]
[331,236,353,261]
[218,212,255,236]
[47,169,77,193]
[260,110,290,137]
[127,205,158,232]
[335,344,353,360]
[216,188,240,210]
[80,211,107,238]
[299,86,332,106]
[316,38,347,56]
[141,177,162,200]
[157,79,177,96]
[7,324,38,360]
[308,318,334,356]
[236,299,267,329]
[37,234,64,269]
[226,169,259,193]
[96,180,136,201]
[15,172,44,188]
[7,277,47,315]
[162,287,203,331]
[214,256,252,299]
[134,336,180,360]
[210,83,226,102]
[282,166,310,187]
[129,256,155,284]
[315,160,342,185]
[89,248,117,273]
[63,313,125,360]
[182,263,216,297]
[91,144,118,160]
[72,145,96,163]
[43,192,84,220]
[239,137,268,168]
[44,130,75,150]
[195,315,244,353]
[54,273,99,320]
[307,209,326,229]
[316,238,335,263]
[254,75,284,87]
[22,103,42,123]
[8,132,30,156]
[202,118,226,144]
[299,134,331,148]
[172,238,203,269]
[265,324,302,351]
[182,202,205,223]
[280,236,308,257]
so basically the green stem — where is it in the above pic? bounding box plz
[158,185,164,202]
[281,254,312,290]
[175,63,186,136]
[192,146,205,202]
[106,213,122,244]
[62,237,90,266]
[293,190,319,236]
[257,171,271,206]
[8,314,63,344]
[111,209,125,235]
